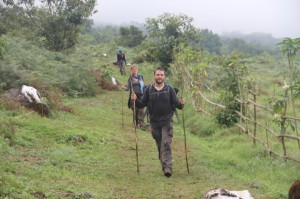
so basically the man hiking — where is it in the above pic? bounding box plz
[117,49,126,75]
[131,67,185,177]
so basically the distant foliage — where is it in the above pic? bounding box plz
[93,25,120,44]
[119,25,145,48]
[197,29,222,54]
[221,32,281,56]
[223,38,265,56]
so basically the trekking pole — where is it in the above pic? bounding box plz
[181,97,189,174]
[182,48,190,174]
[130,79,140,173]
[121,86,124,128]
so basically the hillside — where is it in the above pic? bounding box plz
[1,69,299,198]
[1,10,300,198]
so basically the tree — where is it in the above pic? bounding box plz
[119,25,145,48]
[144,13,200,69]
[197,29,222,54]
[3,0,97,51]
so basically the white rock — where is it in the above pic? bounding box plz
[202,188,254,199]
[111,77,117,85]
[21,85,41,103]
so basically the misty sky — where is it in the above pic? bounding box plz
[91,0,300,38]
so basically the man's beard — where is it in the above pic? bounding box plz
[155,79,164,84]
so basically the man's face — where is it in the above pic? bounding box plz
[154,70,165,84]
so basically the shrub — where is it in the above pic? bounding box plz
[215,101,240,127]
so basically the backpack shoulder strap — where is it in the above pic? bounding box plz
[148,83,154,96]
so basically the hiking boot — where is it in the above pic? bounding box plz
[138,123,147,131]
[140,125,147,131]
[164,168,172,178]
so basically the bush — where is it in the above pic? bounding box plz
[215,101,240,127]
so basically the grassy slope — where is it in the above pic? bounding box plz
[1,44,299,198]
[1,86,299,198]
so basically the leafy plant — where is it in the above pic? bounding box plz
[215,54,248,126]
[277,38,300,138]
[144,12,200,68]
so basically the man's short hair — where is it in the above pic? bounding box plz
[154,67,165,75]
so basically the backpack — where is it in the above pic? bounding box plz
[127,74,145,109]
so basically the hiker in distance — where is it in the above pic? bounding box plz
[124,64,146,130]
[131,66,185,177]
[117,49,126,75]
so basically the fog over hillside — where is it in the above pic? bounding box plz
[91,0,300,39]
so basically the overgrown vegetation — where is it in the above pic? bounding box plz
[0,35,118,97]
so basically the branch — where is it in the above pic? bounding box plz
[196,90,225,108]
[247,99,273,112]
[278,134,300,141]
[234,110,279,138]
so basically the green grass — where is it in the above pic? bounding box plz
[1,90,299,199]
[2,27,299,199]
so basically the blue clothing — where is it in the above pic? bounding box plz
[127,74,145,95]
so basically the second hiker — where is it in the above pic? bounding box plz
[126,65,146,130]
